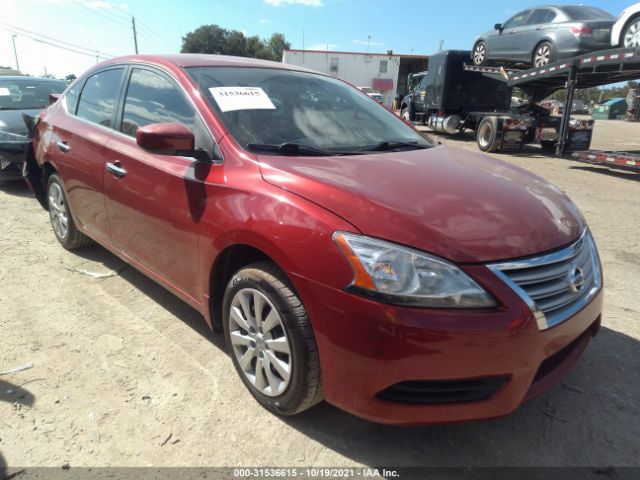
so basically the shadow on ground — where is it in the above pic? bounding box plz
[71,245,225,352]
[280,326,640,467]
[62,245,640,467]
[0,180,33,198]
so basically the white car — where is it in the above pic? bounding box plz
[611,2,640,47]
[357,87,384,104]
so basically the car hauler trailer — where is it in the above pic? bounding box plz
[399,50,592,153]
[402,48,640,172]
[470,47,640,172]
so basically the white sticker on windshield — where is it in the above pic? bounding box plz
[0,87,10,96]
[209,86,276,113]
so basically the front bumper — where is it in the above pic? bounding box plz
[0,133,30,181]
[291,265,603,425]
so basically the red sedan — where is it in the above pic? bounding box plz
[24,54,603,425]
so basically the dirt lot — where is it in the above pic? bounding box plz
[1,119,639,469]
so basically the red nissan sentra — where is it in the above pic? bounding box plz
[24,55,603,425]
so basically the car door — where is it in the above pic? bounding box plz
[490,10,532,60]
[413,75,429,112]
[50,67,125,242]
[103,66,218,300]
[519,8,558,61]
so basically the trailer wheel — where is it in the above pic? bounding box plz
[476,117,500,152]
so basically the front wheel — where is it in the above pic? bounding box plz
[621,16,640,48]
[533,41,556,67]
[47,173,92,250]
[223,261,323,416]
[401,108,411,123]
[473,41,487,66]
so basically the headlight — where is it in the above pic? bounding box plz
[333,232,496,308]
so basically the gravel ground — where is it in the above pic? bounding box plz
[0,119,639,469]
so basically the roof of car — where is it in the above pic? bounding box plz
[101,54,320,74]
[0,76,66,82]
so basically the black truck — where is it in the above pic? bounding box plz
[399,50,585,153]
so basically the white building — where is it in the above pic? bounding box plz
[282,49,428,108]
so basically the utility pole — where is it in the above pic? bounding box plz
[11,34,19,72]
[132,16,139,54]
[438,39,444,51]
[367,34,371,53]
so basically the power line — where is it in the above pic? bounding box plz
[0,23,115,59]
[135,21,179,51]
[70,0,130,28]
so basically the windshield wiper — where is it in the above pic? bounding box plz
[247,142,361,156]
[356,140,430,152]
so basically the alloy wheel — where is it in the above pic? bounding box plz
[478,122,492,148]
[228,288,292,397]
[48,182,69,239]
[473,43,486,65]
[534,44,551,67]
[623,20,640,48]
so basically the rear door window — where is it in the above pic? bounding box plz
[526,9,556,25]
[76,68,124,128]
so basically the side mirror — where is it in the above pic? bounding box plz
[136,122,204,159]
[49,93,61,105]
[494,23,504,31]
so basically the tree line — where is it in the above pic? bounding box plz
[181,25,290,62]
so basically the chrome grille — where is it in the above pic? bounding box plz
[487,230,602,330]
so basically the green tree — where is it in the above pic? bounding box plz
[181,25,290,61]
[266,33,290,61]
[181,24,227,54]
[65,73,77,84]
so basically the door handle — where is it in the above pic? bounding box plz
[56,141,70,153]
[106,161,127,177]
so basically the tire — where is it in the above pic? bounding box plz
[476,117,500,152]
[541,139,557,153]
[620,15,640,48]
[46,173,92,250]
[532,41,556,67]
[223,261,323,416]
[472,41,487,66]
[401,108,411,123]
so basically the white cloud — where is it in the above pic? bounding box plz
[264,0,324,7]
[259,18,270,23]
[307,43,337,50]
[353,39,385,47]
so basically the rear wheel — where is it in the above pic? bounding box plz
[47,173,92,250]
[533,41,556,67]
[476,117,500,152]
[223,261,322,416]
[621,16,640,48]
[473,41,487,66]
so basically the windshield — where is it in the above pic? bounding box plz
[187,67,431,153]
[0,79,66,110]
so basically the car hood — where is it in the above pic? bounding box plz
[258,145,584,263]
[0,109,40,138]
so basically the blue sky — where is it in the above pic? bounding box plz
[0,0,633,78]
